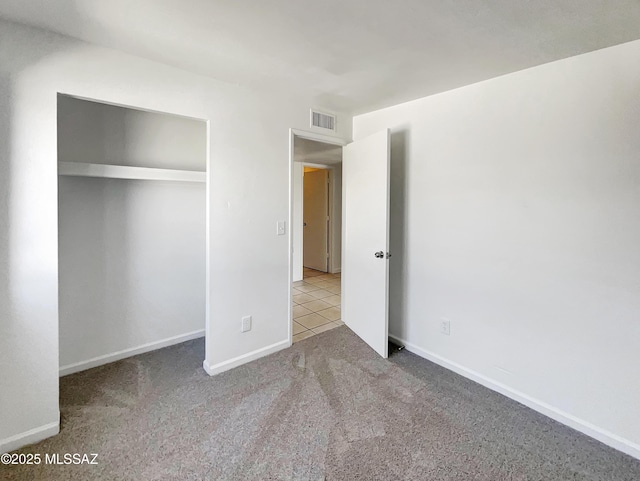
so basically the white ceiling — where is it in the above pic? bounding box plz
[2,0,640,114]
[294,137,342,165]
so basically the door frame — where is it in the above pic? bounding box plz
[288,128,348,346]
[56,92,212,375]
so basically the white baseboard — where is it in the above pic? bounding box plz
[389,334,640,461]
[1,413,60,454]
[59,330,205,377]
[203,339,289,376]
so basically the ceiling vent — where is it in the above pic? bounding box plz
[310,109,337,132]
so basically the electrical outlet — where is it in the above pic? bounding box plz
[440,318,451,336]
[241,315,252,332]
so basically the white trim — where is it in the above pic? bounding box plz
[202,339,290,376]
[288,129,296,346]
[1,413,60,454]
[301,162,332,170]
[389,334,640,461]
[290,128,348,146]
[59,330,205,376]
[58,162,206,183]
[204,119,212,385]
[292,161,304,283]
[331,268,342,274]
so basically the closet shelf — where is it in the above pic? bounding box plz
[58,162,206,183]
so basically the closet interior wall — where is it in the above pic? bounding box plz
[57,96,207,373]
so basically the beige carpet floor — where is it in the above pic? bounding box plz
[3,327,640,480]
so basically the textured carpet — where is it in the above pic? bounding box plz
[3,327,640,480]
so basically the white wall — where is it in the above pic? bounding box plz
[353,39,640,458]
[58,178,205,371]
[58,96,206,170]
[0,18,350,452]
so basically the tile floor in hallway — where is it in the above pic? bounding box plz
[292,267,343,342]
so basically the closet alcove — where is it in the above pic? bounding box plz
[57,95,207,375]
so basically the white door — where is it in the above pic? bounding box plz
[342,129,390,358]
[303,169,329,272]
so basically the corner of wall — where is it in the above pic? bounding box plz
[389,334,640,462]
[0,412,60,454]
[202,339,290,376]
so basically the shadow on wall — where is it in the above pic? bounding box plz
[0,0,85,294]
[0,13,83,444]
[56,97,135,366]
[0,22,72,341]
[0,74,13,325]
[389,128,410,339]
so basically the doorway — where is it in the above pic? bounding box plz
[288,127,392,357]
[290,131,345,342]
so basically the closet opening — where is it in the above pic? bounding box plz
[57,94,208,378]
[290,132,344,343]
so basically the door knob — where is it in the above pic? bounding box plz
[374,251,384,258]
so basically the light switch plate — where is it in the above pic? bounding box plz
[277,221,286,236]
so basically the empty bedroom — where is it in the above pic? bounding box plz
[1,1,640,480]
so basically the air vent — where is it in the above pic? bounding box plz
[310,109,337,132]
